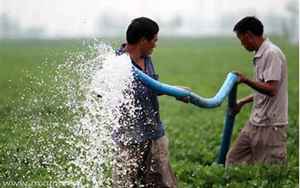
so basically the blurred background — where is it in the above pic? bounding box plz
[0,0,298,43]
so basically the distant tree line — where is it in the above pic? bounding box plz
[0,13,45,39]
[0,0,297,43]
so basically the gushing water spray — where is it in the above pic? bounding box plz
[70,44,138,187]
[11,41,140,187]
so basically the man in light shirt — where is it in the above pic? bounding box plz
[226,16,288,165]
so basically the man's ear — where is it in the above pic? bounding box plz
[245,31,255,38]
[139,37,148,44]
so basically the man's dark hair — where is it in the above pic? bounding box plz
[233,16,264,36]
[126,17,159,44]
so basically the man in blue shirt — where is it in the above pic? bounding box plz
[112,17,177,188]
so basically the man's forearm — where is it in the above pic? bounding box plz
[238,95,253,105]
[243,78,278,97]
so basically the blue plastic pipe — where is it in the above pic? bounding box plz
[218,84,237,164]
[133,67,238,108]
[133,66,239,165]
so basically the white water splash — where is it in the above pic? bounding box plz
[70,47,137,187]
[11,41,139,187]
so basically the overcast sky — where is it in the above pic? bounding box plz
[0,0,295,37]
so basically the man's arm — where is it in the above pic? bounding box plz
[238,95,254,104]
[235,72,279,97]
[232,95,253,115]
[156,85,191,103]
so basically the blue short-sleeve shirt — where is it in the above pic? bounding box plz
[113,45,165,145]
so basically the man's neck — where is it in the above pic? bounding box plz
[126,44,145,70]
[255,37,265,51]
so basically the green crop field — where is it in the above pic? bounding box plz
[0,37,298,187]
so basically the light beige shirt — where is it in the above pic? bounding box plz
[249,39,288,126]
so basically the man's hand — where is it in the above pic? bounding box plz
[176,96,190,103]
[231,100,244,115]
[175,86,192,103]
[230,95,253,115]
[233,71,248,84]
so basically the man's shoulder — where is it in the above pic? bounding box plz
[264,40,285,57]
[115,43,127,56]
[145,56,156,71]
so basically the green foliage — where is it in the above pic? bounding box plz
[0,37,298,187]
